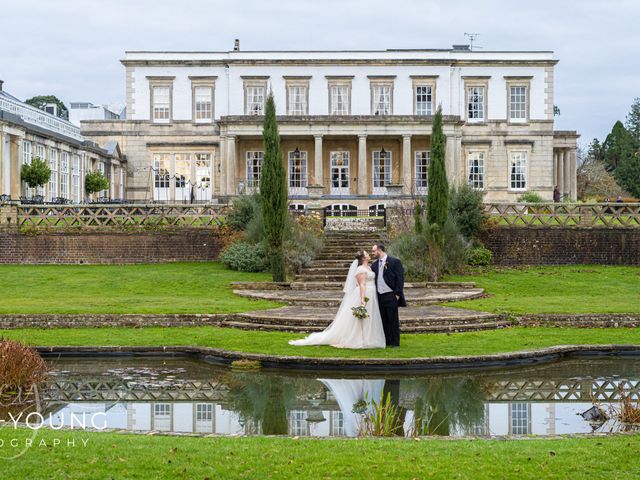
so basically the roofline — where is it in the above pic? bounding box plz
[124,49,555,54]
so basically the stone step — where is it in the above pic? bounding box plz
[236,307,500,327]
[290,281,475,290]
[223,320,509,334]
[233,287,485,306]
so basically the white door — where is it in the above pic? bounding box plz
[330,151,349,195]
[194,154,212,202]
[153,154,170,202]
[174,154,191,202]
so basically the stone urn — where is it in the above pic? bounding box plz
[307,184,325,199]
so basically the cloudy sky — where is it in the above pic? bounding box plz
[1,0,638,144]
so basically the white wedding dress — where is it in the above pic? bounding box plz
[289,261,386,349]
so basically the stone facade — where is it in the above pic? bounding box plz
[82,46,579,209]
[480,227,640,265]
[0,84,126,202]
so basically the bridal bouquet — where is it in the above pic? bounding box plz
[351,297,369,320]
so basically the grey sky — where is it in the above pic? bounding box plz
[1,0,638,145]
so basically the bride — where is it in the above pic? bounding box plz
[289,250,386,349]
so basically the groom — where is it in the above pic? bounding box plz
[371,243,406,348]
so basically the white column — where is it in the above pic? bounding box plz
[218,136,227,196]
[563,149,570,198]
[313,134,323,186]
[445,135,456,185]
[557,150,564,199]
[357,134,367,195]
[1,133,9,195]
[552,150,558,188]
[226,135,237,196]
[402,134,412,194]
[569,149,577,200]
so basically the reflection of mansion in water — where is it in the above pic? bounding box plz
[81,41,579,207]
[47,400,598,437]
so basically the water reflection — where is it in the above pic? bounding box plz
[36,356,640,438]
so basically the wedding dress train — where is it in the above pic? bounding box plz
[288,262,386,349]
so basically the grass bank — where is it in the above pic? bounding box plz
[3,326,640,359]
[0,428,638,479]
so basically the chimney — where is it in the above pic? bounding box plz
[234,39,240,51]
[0,80,3,91]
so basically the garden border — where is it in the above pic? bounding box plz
[35,344,640,373]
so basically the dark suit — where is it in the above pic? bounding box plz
[371,255,406,346]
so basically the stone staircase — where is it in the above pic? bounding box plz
[229,229,508,334]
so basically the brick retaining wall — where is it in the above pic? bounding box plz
[480,227,640,265]
[0,226,222,264]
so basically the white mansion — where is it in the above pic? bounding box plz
[82,43,579,208]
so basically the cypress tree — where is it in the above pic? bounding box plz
[260,93,287,281]
[427,107,449,227]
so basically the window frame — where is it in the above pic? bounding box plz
[287,149,308,194]
[464,77,490,123]
[284,77,310,116]
[414,150,430,194]
[246,151,264,190]
[369,76,395,115]
[147,76,175,124]
[190,76,217,124]
[505,76,532,123]
[466,150,486,190]
[49,148,58,200]
[326,76,353,115]
[411,76,438,116]
[372,150,392,194]
[242,77,269,116]
[508,149,529,191]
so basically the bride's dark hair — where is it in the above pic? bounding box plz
[355,250,367,266]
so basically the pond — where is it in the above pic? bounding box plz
[33,355,640,438]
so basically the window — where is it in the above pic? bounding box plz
[372,84,392,115]
[194,153,212,202]
[415,151,430,194]
[330,85,350,115]
[72,154,80,203]
[372,150,392,194]
[22,141,32,164]
[175,154,191,201]
[49,149,58,200]
[289,203,306,211]
[415,85,433,116]
[369,203,386,216]
[153,403,171,431]
[510,403,530,435]
[34,145,46,196]
[467,151,485,189]
[290,410,307,437]
[194,86,213,122]
[153,154,171,201]
[152,86,171,122]
[331,411,345,436]
[246,151,264,189]
[118,166,124,200]
[246,86,265,115]
[510,151,527,190]
[60,152,69,199]
[195,403,213,433]
[467,86,485,121]
[509,86,527,121]
[330,152,350,195]
[97,161,108,198]
[288,150,308,194]
[287,85,308,115]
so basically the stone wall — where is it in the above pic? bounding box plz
[0,226,222,264]
[480,227,640,265]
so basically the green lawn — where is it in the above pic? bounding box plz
[3,326,640,359]
[1,427,638,479]
[0,263,280,314]
[444,266,640,314]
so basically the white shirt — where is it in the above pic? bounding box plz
[377,255,393,294]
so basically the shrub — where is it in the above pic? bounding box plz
[20,157,51,189]
[423,219,470,281]
[0,339,48,401]
[449,184,485,239]
[466,246,493,266]
[227,195,259,230]
[517,191,545,203]
[388,231,430,280]
[220,241,269,272]
[85,170,109,195]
